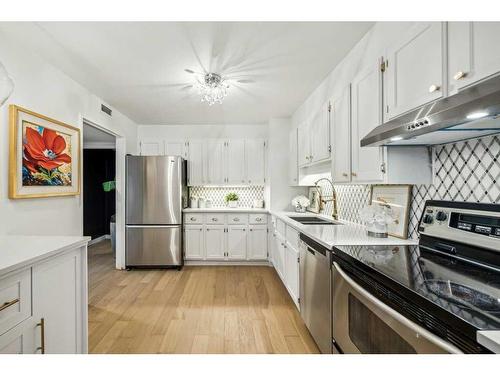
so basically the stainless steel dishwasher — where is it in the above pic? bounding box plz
[299,233,332,354]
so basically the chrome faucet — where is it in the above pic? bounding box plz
[314,177,339,220]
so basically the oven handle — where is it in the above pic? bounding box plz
[332,262,463,354]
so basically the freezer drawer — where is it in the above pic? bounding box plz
[126,225,182,267]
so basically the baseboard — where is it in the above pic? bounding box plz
[184,260,271,266]
[88,234,110,246]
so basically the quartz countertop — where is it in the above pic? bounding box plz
[477,331,500,353]
[0,235,90,277]
[270,211,417,248]
[183,207,268,213]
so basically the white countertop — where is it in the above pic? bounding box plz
[477,331,500,353]
[184,207,268,213]
[270,211,417,248]
[0,235,90,277]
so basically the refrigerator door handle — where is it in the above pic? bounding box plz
[126,225,181,228]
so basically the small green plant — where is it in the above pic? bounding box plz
[225,192,239,202]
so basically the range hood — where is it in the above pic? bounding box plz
[361,74,500,147]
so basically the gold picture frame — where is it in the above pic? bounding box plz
[9,105,81,199]
[369,184,412,239]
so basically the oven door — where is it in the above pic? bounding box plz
[332,262,462,354]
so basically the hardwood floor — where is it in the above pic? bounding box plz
[88,240,319,354]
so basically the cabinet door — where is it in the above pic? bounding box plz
[184,225,204,260]
[248,225,268,260]
[205,225,226,260]
[186,140,204,186]
[226,139,246,185]
[140,140,163,156]
[331,85,352,183]
[245,139,265,185]
[310,102,331,164]
[288,128,299,185]
[273,234,285,281]
[285,245,299,304]
[351,62,385,183]
[227,226,247,260]
[32,249,84,353]
[448,22,500,95]
[385,22,445,119]
[206,140,225,185]
[0,319,37,354]
[297,122,311,167]
[165,140,187,158]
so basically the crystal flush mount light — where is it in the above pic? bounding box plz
[197,73,229,106]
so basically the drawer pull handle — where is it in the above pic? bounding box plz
[211,218,218,222]
[233,218,240,222]
[0,298,19,312]
[453,71,466,80]
[428,84,440,93]
[36,318,45,354]
[190,217,196,221]
[256,217,262,221]
[342,173,348,177]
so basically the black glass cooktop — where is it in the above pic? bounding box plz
[332,244,500,334]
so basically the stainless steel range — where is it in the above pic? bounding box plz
[330,200,500,354]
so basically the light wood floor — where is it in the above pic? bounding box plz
[88,240,319,354]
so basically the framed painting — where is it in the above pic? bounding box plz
[9,105,81,199]
[307,186,322,214]
[370,184,412,239]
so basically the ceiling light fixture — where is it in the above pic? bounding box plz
[197,73,229,106]
[466,111,489,120]
[390,136,403,142]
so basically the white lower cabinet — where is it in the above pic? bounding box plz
[227,226,247,260]
[184,225,204,260]
[285,244,299,306]
[0,245,87,354]
[273,233,286,282]
[247,225,268,260]
[204,225,226,260]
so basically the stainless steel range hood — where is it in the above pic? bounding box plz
[361,74,500,147]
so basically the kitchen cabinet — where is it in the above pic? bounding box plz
[273,233,285,281]
[226,139,246,184]
[284,244,299,305]
[206,140,226,185]
[186,140,205,186]
[331,85,352,183]
[205,225,226,260]
[288,128,299,185]
[247,225,268,260]
[227,226,247,260]
[0,319,36,353]
[245,139,266,185]
[184,225,204,260]
[448,22,500,95]
[164,140,187,158]
[297,122,311,167]
[385,22,445,119]
[351,61,385,183]
[139,140,163,155]
[310,101,331,164]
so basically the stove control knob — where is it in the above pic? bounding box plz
[423,214,434,224]
[436,211,448,222]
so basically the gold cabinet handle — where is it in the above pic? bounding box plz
[351,172,358,177]
[342,173,348,177]
[0,298,19,312]
[453,71,466,80]
[428,84,440,93]
[36,318,45,354]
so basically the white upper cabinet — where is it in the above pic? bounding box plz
[245,139,266,185]
[288,128,299,185]
[205,140,226,185]
[331,85,352,183]
[448,22,500,95]
[385,22,445,119]
[351,61,385,183]
[310,102,331,164]
[226,139,246,185]
[139,140,163,156]
[297,122,311,167]
[186,140,204,186]
[164,140,187,158]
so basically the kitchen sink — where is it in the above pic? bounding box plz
[288,216,341,225]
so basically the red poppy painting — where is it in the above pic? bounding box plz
[22,123,73,186]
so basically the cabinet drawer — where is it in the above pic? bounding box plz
[227,213,248,225]
[276,219,286,237]
[184,213,204,224]
[205,213,225,224]
[0,269,32,336]
[249,214,267,224]
[286,225,300,250]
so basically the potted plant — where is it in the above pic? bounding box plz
[225,192,239,208]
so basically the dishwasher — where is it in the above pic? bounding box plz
[299,233,332,354]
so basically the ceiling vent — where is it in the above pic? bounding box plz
[101,104,112,116]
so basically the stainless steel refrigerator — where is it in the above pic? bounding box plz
[126,155,187,268]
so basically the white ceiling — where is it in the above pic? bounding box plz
[1,22,373,125]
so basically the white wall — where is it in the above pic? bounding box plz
[138,124,268,142]
[292,22,416,129]
[0,30,138,236]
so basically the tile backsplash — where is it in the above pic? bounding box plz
[189,186,265,208]
[318,135,500,239]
